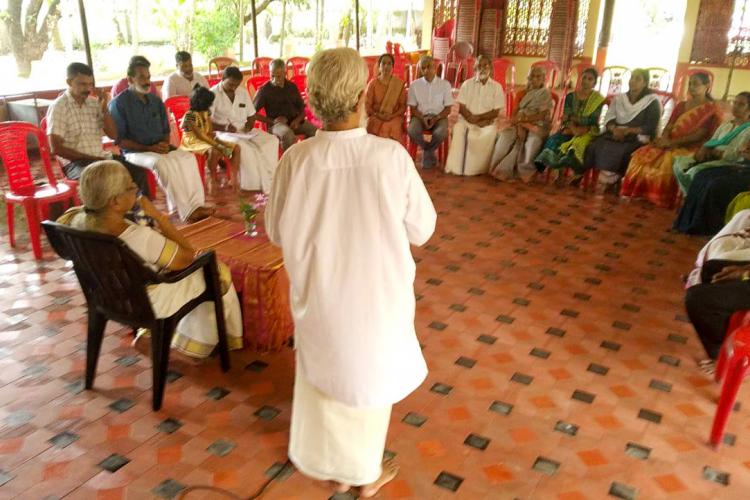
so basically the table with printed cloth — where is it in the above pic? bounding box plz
[179,216,293,352]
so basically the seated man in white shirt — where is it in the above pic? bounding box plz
[109,57,213,223]
[445,55,506,176]
[162,51,209,100]
[407,55,454,169]
[210,66,279,193]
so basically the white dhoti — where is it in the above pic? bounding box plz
[216,130,279,193]
[490,127,546,181]
[124,150,205,221]
[445,121,498,176]
[289,368,392,486]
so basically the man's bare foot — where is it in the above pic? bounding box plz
[698,358,716,376]
[325,481,350,493]
[186,205,215,223]
[360,459,399,498]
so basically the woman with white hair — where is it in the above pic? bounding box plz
[266,48,436,497]
[490,66,553,181]
[57,161,244,359]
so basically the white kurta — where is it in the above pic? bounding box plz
[211,83,279,192]
[445,77,506,176]
[124,150,204,221]
[686,209,750,287]
[266,127,436,408]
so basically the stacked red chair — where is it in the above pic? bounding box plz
[0,121,78,259]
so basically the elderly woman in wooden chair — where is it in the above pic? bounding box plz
[57,160,244,360]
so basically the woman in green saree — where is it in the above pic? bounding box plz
[534,68,605,182]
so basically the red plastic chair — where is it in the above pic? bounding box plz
[531,59,561,88]
[0,121,77,259]
[493,58,516,115]
[711,311,750,448]
[163,96,207,189]
[246,75,270,97]
[39,117,157,201]
[363,55,379,82]
[569,62,596,91]
[208,57,239,81]
[406,109,448,165]
[252,57,273,77]
[599,66,631,96]
[288,75,321,129]
[286,57,310,77]
[677,68,715,98]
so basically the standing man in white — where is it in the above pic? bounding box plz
[445,55,506,176]
[265,48,436,497]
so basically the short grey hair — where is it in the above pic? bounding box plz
[307,48,367,124]
[270,58,286,72]
[475,55,492,75]
[419,55,434,70]
[79,160,132,212]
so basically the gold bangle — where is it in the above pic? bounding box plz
[742,271,750,281]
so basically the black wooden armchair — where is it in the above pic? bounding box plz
[42,221,231,410]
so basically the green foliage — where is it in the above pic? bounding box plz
[150,0,194,51]
[193,0,240,59]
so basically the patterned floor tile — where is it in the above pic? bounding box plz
[3,165,750,498]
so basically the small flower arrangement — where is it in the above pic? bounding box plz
[239,193,268,237]
[239,193,268,222]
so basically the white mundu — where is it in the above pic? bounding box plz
[266,127,436,485]
[210,83,279,193]
[445,77,506,176]
[124,150,205,221]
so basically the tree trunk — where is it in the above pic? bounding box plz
[113,17,126,46]
[3,0,62,78]
[280,0,287,58]
[124,13,132,44]
[132,0,139,49]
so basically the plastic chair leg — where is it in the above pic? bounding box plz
[151,320,175,411]
[710,356,749,448]
[6,201,15,248]
[715,342,730,383]
[85,310,108,390]
[22,200,42,260]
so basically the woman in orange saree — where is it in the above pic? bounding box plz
[365,54,407,143]
[621,73,719,208]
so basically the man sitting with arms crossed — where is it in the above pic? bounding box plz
[445,55,505,176]
[407,55,453,169]
[253,58,317,151]
[47,62,152,199]
[162,51,209,100]
[109,57,213,222]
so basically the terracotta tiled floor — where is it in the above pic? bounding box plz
[1,169,749,499]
